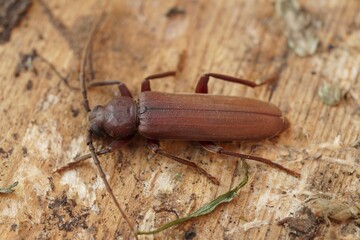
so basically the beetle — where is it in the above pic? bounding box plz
[85,71,299,183]
[57,7,300,239]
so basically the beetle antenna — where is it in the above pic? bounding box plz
[80,1,138,238]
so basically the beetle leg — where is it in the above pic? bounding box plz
[146,139,220,185]
[54,136,132,173]
[141,71,176,92]
[195,73,276,93]
[199,141,300,178]
[88,80,133,98]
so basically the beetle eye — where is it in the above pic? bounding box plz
[90,124,106,137]
[89,105,106,137]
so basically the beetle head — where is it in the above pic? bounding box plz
[89,105,107,137]
[88,97,137,139]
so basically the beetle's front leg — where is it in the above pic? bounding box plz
[87,80,133,98]
[199,141,300,178]
[54,136,132,173]
[146,139,220,185]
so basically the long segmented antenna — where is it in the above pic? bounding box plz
[79,2,138,239]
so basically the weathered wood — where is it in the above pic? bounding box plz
[0,0,359,239]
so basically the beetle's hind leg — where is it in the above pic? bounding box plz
[195,73,276,94]
[199,141,300,178]
[147,139,220,185]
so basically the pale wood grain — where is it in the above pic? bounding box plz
[0,0,359,239]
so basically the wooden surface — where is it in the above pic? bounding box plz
[1,0,359,239]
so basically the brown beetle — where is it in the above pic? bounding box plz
[84,70,297,181]
[58,8,300,239]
